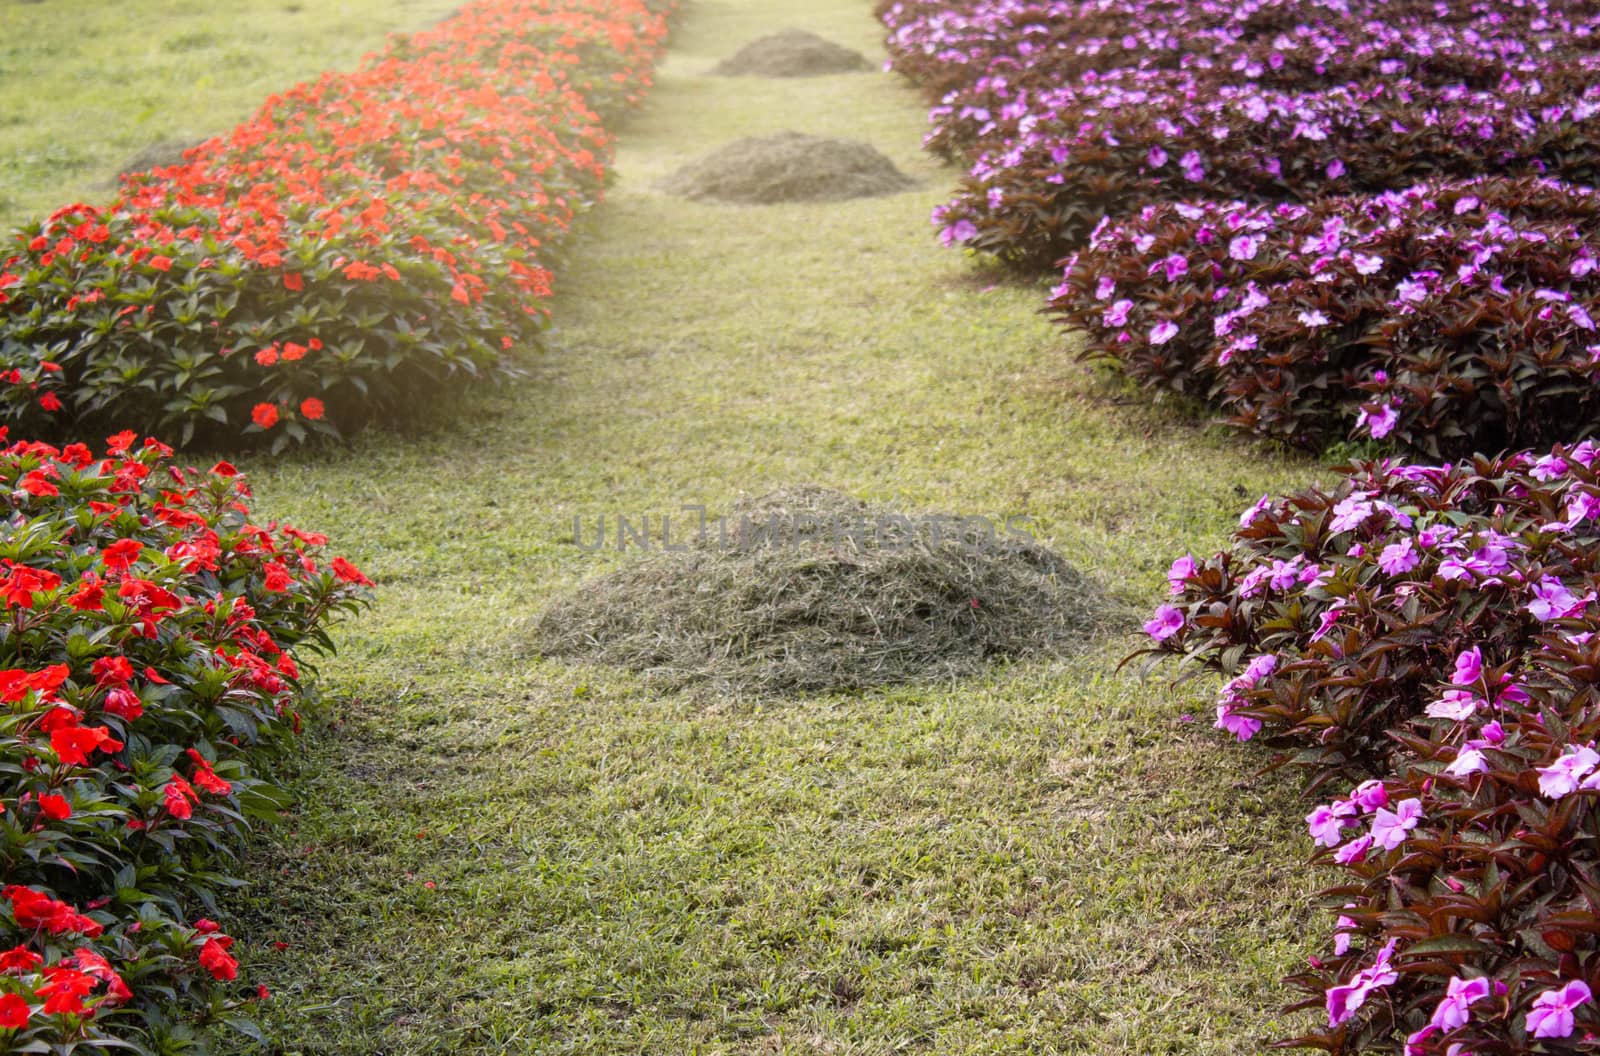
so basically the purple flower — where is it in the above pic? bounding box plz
[1527,980,1592,1039]
[1445,747,1489,777]
[1528,576,1589,621]
[1103,299,1134,328]
[1333,835,1373,864]
[1431,976,1492,1032]
[1307,801,1357,848]
[1228,234,1262,261]
[1352,252,1383,275]
[1094,275,1117,301]
[1358,402,1399,439]
[1377,538,1419,576]
[1147,145,1168,168]
[1351,780,1388,812]
[1149,320,1180,345]
[1369,798,1422,851]
[1166,554,1197,594]
[1537,745,1600,799]
[1531,454,1570,481]
[1326,940,1398,1027]
[1326,158,1346,179]
[1215,701,1261,741]
[939,219,978,246]
[1425,689,1483,721]
[1158,254,1188,281]
[1453,647,1483,685]
[1144,604,1184,642]
[1298,308,1330,328]
[1328,494,1375,533]
[1239,494,1272,527]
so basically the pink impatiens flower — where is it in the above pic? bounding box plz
[1228,234,1262,261]
[1527,980,1592,1039]
[1369,798,1423,851]
[1528,576,1591,621]
[1149,320,1180,345]
[1377,538,1419,575]
[1350,780,1388,812]
[1326,940,1398,1026]
[1431,976,1492,1031]
[1166,555,1196,594]
[1452,647,1483,685]
[1307,801,1356,848]
[1144,604,1184,641]
[1425,689,1483,721]
[1537,745,1600,799]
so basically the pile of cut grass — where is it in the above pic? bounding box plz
[711,28,875,77]
[659,131,914,203]
[530,485,1119,694]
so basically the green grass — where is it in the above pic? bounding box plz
[7,0,1336,1051]
[0,0,462,231]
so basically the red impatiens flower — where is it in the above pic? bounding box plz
[100,538,144,574]
[197,937,238,981]
[102,687,143,722]
[262,561,292,592]
[17,471,58,498]
[36,965,94,1015]
[37,393,61,413]
[299,397,325,420]
[282,271,304,291]
[162,777,198,820]
[65,576,104,612]
[254,347,279,367]
[37,795,70,821]
[251,403,279,429]
[331,557,374,587]
[0,945,42,974]
[0,992,28,1029]
[147,255,173,272]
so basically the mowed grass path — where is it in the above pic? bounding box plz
[9,0,1328,1051]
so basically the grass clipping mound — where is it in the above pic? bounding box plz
[711,29,875,77]
[659,132,915,204]
[531,487,1114,695]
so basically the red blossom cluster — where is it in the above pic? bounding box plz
[0,432,370,1046]
[0,0,674,449]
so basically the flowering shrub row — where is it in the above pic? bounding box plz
[1146,446,1600,1052]
[0,0,674,450]
[879,0,1600,269]
[0,431,370,1051]
[1048,177,1600,457]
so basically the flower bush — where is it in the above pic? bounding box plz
[0,431,370,1050]
[0,0,674,450]
[1148,445,1600,1052]
[1048,177,1600,457]
[879,0,1600,269]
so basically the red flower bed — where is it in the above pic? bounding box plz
[0,0,674,449]
[1150,448,1600,1052]
[0,432,370,1048]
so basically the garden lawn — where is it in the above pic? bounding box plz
[0,0,463,232]
[8,0,1336,1052]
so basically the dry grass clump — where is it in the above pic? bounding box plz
[711,29,875,77]
[659,132,915,204]
[530,486,1121,694]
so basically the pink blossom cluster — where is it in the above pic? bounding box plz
[1152,445,1600,1051]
